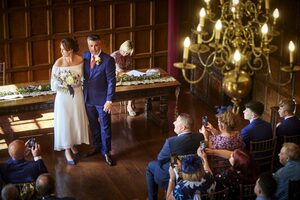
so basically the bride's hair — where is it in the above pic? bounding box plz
[61,38,79,53]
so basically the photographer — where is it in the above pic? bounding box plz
[0,139,48,184]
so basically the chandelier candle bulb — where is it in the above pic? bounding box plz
[273,9,279,25]
[215,20,222,40]
[199,8,206,27]
[233,50,241,66]
[197,24,202,44]
[261,23,268,41]
[183,37,191,60]
[289,41,295,64]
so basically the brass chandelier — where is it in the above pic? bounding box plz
[174,0,300,112]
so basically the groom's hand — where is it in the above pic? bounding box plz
[103,101,112,113]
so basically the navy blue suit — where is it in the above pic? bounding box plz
[276,116,300,137]
[241,118,273,150]
[146,132,204,200]
[0,158,48,184]
[83,51,116,154]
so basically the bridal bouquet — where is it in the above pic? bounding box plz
[56,69,81,97]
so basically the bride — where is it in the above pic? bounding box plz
[50,38,89,165]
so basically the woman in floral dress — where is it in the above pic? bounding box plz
[51,38,89,165]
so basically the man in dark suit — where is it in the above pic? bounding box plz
[0,139,48,184]
[83,34,116,166]
[36,173,75,200]
[276,99,300,137]
[146,113,204,200]
[241,101,273,150]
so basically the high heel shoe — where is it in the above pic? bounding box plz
[65,151,76,165]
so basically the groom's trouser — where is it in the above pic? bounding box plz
[85,103,112,154]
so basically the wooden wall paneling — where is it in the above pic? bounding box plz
[207,73,223,107]
[10,41,28,68]
[94,2,111,30]
[135,57,150,69]
[154,27,167,52]
[7,0,25,8]
[135,30,150,54]
[32,68,50,81]
[29,0,47,6]
[99,33,112,54]
[153,55,167,71]
[32,40,49,66]
[8,11,26,38]
[73,5,90,32]
[11,71,28,83]
[53,38,62,61]
[52,7,69,34]
[135,0,150,27]
[74,36,89,56]
[30,9,48,36]
[154,0,167,24]
[114,2,131,28]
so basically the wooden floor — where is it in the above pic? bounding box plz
[0,88,218,200]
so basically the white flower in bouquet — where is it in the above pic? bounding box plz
[95,55,102,65]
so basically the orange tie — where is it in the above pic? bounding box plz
[90,55,95,69]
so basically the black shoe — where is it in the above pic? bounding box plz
[84,149,100,157]
[104,154,114,166]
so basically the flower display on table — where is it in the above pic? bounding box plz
[56,69,81,98]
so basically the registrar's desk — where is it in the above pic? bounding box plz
[0,70,180,130]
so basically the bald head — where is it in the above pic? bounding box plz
[8,140,25,160]
[36,173,55,197]
[1,184,20,200]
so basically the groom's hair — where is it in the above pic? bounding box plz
[87,34,101,41]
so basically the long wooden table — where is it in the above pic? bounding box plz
[0,69,180,130]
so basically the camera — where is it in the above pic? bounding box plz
[202,115,208,126]
[200,141,206,151]
[27,138,36,148]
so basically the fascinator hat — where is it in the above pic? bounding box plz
[215,105,233,116]
[181,155,203,174]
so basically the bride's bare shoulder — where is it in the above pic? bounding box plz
[74,54,83,64]
[54,57,63,67]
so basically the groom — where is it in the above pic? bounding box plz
[83,34,116,166]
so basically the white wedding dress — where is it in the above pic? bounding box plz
[51,63,89,151]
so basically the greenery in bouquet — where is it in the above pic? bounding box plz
[117,73,161,83]
[56,69,81,97]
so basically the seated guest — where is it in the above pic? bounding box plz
[146,113,204,200]
[254,172,277,200]
[36,173,75,200]
[1,184,20,200]
[205,148,259,200]
[241,101,273,149]
[0,139,48,184]
[274,142,300,200]
[276,99,300,141]
[166,154,216,200]
[200,106,243,173]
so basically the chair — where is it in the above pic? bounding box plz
[239,183,255,200]
[284,135,300,145]
[0,62,5,85]
[249,137,277,172]
[200,187,229,200]
[14,182,38,200]
[288,179,300,200]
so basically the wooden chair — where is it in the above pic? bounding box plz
[284,135,300,145]
[249,137,277,172]
[200,187,229,200]
[288,179,300,200]
[239,183,255,200]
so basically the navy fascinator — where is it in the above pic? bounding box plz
[215,105,232,115]
[181,155,203,174]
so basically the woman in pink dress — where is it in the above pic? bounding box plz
[111,40,136,116]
